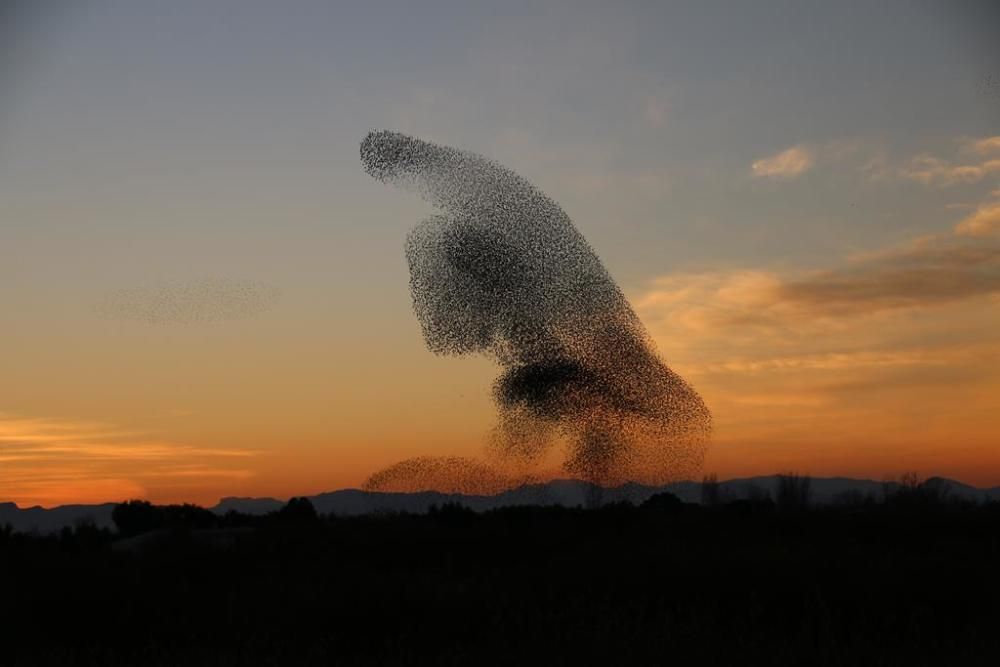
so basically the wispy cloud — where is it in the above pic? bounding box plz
[637,234,1000,328]
[956,201,1000,237]
[849,136,1000,188]
[0,414,255,507]
[899,154,1000,187]
[751,145,814,179]
[860,152,892,183]
[859,136,1000,187]
[632,206,1000,474]
[691,346,994,375]
[778,236,1000,315]
[966,136,1000,155]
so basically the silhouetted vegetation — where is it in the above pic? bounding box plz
[700,472,721,506]
[640,491,683,512]
[884,473,964,510]
[111,499,162,537]
[112,500,218,537]
[776,472,812,512]
[2,492,998,665]
[276,496,319,523]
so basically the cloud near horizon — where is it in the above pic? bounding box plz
[633,209,1000,482]
[0,414,256,507]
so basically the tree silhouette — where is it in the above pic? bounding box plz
[776,473,812,512]
[276,497,318,523]
[700,473,721,507]
[112,500,163,537]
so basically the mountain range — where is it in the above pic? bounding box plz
[3,475,998,534]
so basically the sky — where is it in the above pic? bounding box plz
[1,0,999,507]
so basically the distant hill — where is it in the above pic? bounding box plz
[0,501,117,534]
[3,477,999,533]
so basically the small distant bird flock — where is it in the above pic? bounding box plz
[98,278,279,325]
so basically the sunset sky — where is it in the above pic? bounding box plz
[2,1,999,507]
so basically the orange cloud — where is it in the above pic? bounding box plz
[637,234,1000,332]
[956,202,1000,237]
[899,155,1000,187]
[751,145,814,178]
[632,221,1000,484]
[967,136,1000,155]
[0,413,256,507]
[894,137,1000,187]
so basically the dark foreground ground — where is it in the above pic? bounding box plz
[2,495,999,666]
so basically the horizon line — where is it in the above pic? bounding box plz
[4,472,999,511]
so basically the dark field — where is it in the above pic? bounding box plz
[3,496,999,666]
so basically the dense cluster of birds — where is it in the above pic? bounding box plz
[98,278,279,325]
[361,456,532,497]
[360,130,710,492]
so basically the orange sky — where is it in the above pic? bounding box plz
[4,138,1000,507]
[4,146,1000,506]
[4,209,999,507]
[2,3,998,507]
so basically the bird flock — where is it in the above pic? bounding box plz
[360,131,710,493]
